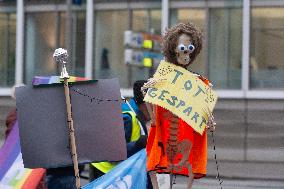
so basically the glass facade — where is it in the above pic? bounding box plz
[70,11,86,77]
[24,11,85,84]
[130,10,151,87]
[250,8,284,89]
[94,9,161,88]
[94,11,128,87]
[0,13,16,87]
[0,1,283,98]
[130,9,161,87]
[25,12,60,84]
[169,6,242,90]
[208,8,242,89]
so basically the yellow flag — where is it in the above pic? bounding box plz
[144,61,218,134]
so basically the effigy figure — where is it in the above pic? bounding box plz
[143,22,216,189]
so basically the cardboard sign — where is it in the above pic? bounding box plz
[144,61,218,134]
[16,79,127,168]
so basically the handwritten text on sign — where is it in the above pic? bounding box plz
[144,61,217,134]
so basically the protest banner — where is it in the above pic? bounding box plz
[144,61,218,134]
[83,149,147,189]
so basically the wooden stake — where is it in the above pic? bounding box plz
[63,78,81,189]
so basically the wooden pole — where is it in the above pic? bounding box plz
[54,48,81,189]
[63,77,81,189]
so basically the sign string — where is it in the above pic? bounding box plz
[62,84,122,104]
[211,130,223,189]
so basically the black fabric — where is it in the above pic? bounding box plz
[133,80,147,105]
[89,165,105,182]
[134,135,147,150]
[100,48,110,69]
[46,165,84,176]
[123,113,133,143]
[5,108,17,139]
[135,109,148,136]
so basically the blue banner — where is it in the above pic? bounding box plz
[83,149,147,189]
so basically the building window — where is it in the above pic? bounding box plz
[24,11,85,84]
[24,12,61,84]
[208,8,242,89]
[0,13,16,87]
[94,10,128,87]
[94,9,161,88]
[130,9,161,86]
[250,8,284,89]
[69,11,86,77]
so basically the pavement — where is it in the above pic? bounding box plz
[79,174,284,189]
[186,177,284,189]
[79,165,284,189]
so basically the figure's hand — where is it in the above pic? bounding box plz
[141,78,167,96]
[203,107,216,131]
[206,113,216,131]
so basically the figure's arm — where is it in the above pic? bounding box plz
[141,77,167,126]
[196,76,216,131]
[206,114,216,131]
[204,108,216,131]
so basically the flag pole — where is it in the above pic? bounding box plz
[53,48,81,189]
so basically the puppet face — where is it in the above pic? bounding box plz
[175,34,195,66]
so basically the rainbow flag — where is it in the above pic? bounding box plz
[32,76,89,86]
[0,122,45,189]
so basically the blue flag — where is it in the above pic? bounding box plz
[83,149,147,189]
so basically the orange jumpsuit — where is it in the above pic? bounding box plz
[146,76,209,178]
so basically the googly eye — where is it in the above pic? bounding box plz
[188,44,195,53]
[178,44,186,52]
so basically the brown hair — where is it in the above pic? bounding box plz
[162,22,203,67]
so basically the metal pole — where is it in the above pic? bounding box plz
[162,4,171,186]
[85,0,94,79]
[65,0,73,73]
[55,12,61,75]
[242,0,250,96]
[72,13,77,74]
[242,0,250,161]
[4,14,9,84]
[204,2,210,78]
[15,0,24,84]
[127,1,132,87]
[161,0,169,34]
[225,9,230,88]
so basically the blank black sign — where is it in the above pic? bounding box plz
[16,79,127,168]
